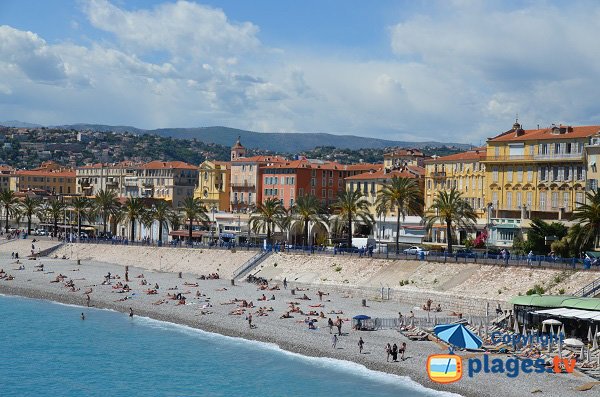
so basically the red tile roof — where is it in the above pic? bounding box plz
[425,147,486,163]
[16,169,75,177]
[231,155,287,164]
[78,161,141,169]
[345,169,418,181]
[384,148,425,157]
[142,160,197,170]
[488,125,600,142]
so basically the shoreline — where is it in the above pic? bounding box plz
[0,283,461,397]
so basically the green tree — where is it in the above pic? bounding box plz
[571,190,600,252]
[140,207,155,240]
[124,197,144,241]
[375,177,423,254]
[424,188,477,254]
[167,209,182,234]
[180,197,209,244]
[70,197,90,241]
[292,195,327,247]
[110,206,126,237]
[48,200,66,237]
[527,219,568,254]
[20,196,40,234]
[94,189,119,234]
[0,189,19,233]
[153,200,171,243]
[332,189,374,249]
[250,198,286,245]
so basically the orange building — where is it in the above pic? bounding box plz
[13,161,76,196]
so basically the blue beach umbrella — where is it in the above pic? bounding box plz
[434,323,483,350]
[353,315,371,320]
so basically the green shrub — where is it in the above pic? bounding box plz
[558,288,565,295]
[334,266,342,272]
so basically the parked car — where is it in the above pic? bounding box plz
[403,246,427,255]
[455,248,476,258]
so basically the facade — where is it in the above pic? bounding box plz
[13,161,76,196]
[139,161,198,207]
[76,161,141,197]
[424,147,487,218]
[194,160,230,211]
[483,122,596,222]
[384,148,426,168]
[0,165,13,192]
[585,134,600,200]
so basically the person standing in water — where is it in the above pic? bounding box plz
[129,307,134,317]
[81,313,85,320]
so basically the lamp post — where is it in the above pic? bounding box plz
[210,204,216,247]
[485,202,494,258]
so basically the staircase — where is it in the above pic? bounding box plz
[232,250,272,279]
[573,276,600,297]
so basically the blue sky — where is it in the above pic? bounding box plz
[1,0,600,144]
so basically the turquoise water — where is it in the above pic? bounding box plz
[0,295,450,397]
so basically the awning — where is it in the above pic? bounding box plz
[220,233,235,238]
[533,308,600,321]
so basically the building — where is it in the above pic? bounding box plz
[194,160,230,211]
[76,161,141,197]
[0,165,14,192]
[482,122,599,247]
[13,162,76,196]
[139,161,198,207]
[345,167,425,243]
[384,148,426,169]
[585,134,600,199]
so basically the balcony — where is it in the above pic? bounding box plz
[483,153,584,163]
[231,181,255,188]
[430,171,446,178]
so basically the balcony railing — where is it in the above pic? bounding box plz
[484,153,584,162]
[431,171,446,177]
[231,181,256,188]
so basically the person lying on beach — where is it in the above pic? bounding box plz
[295,287,307,291]
[201,303,212,309]
[5,274,14,280]
[136,274,144,278]
[216,288,228,291]
[195,290,204,298]
[309,304,324,308]
[258,284,268,291]
[115,296,130,302]
[221,300,237,305]
[184,282,199,287]
[140,279,148,286]
[145,289,158,295]
[69,286,80,292]
[258,294,267,301]
[176,299,186,305]
[319,312,326,318]
[328,310,344,314]
[299,294,311,300]
[112,282,124,289]
[168,286,178,290]
[307,311,319,316]
[280,312,293,319]
[269,285,280,290]
[229,308,245,315]
[153,299,166,305]
[83,288,93,295]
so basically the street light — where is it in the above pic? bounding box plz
[485,202,494,258]
[210,204,216,247]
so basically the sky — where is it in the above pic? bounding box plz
[1,0,600,144]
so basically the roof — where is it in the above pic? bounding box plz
[142,160,196,170]
[384,148,425,157]
[425,147,486,163]
[489,124,600,143]
[345,169,418,181]
[510,295,600,311]
[15,169,75,177]
[78,161,141,170]
[262,159,342,170]
[232,136,245,149]
[406,165,425,176]
[342,163,383,171]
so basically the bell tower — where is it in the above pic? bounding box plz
[231,136,246,161]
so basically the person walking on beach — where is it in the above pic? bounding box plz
[86,294,91,307]
[336,317,343,336]
[391,343,398,362]
[385,343,391,362]
[328,318,334,334]
[332,334,338,348]
[129,307,134,317]
[399,342,407,361]
[283,278,287,290]
[358,337,364,354]
[248,313,253,328]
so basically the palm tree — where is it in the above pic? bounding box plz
[95,189,119,234]
[249,198,286,245]
[110,206,126,237]
[571,190,600,250]
[71,197,90,241]
[20,196,41,234]
[423,188,477,254]
[13,206,23,231]
[0,189,19,233]
[124,197,144,241]
[292,195,327,247]
[140,207,155,241]
[153,200,170,243]
[375,177,423,254]
[180,197,209,244]
[167,209,182,234]
[48,200,66,238]
[332,189,374,249]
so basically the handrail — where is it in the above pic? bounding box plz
[573,277,600,297]
[232,250,271,279]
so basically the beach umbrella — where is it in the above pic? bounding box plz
[513,318,520,334]
[560,324,566,338]
[564,338,585,348]
[434,323,483,350]
[484,323,488,339]
[588,326,593,343]
[587,347,592,363]
[433,315,437,326]
[522,323,528,337]
[486,302,489,318]
[581,346,585,361]
[353,315,371,320]
[411,316,415,327]
[593,334,598,351]
[558,336,562,359]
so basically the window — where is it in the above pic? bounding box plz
[540,144,549,155]
[506,192,512,209]
[576,192,584,207]
[329,189,333,197]
[564,167,570,181]
[299,188,304,197]
[563,192,569,209]
[577,166,585,180]
[558,167,564,181]
[540,192,546,210]
[494,147,500,157]
[516,192,522,208]
[427,180,432,190]
[551,192,558,209]
[492,167,498,182]
[517,167,523,183]
[509,143,524,156]
[528,167,533,182]
[290,198,294,207]
[492,191,498,206]
[552,167,559,181]
[371,182,375,193]
[322,189,326,197]
[527,191,532,207]
[507,167,513,182]
[311,178,316,187]
[349,182,354,192]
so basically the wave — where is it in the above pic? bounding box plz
[134,316,460,397]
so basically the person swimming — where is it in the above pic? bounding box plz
[81,313,85,320]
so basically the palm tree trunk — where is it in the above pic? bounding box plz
[304,219,309,247]
[54,217,58,238]
[28,216,32,235]
[103,214,107,234]
[130,218,135,241]
[446,219,453,254]
[77,213,82,242]
[267,224,271,245]
[396,211,401,255]
[5,205,8,233]
[347,214,352,250]
[159,222,163,243]
[188,219,193,244]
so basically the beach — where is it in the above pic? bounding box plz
[0,240,595,397]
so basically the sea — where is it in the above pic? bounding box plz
[0,294,453,397]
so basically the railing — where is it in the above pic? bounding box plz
[431,172,446,177]
[484,153,584,162]
[232,250,271,279]
[230,181,256,188]
[573,276,600,297]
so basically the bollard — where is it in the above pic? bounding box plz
[362,298,367,307]
[231,279,235,286]
[178,271,182,279]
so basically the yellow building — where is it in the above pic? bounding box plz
[383,148,426,168]
[194,160,230,211]
[139,161,198,207]
[424,147,487,218]
[12,162,76,196]
[0,165,13,192]
[482,122,597,222]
